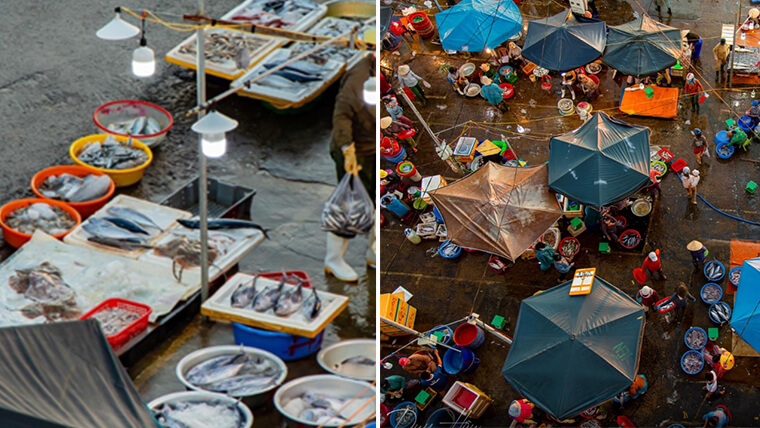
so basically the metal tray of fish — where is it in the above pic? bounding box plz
[64,194,193,259]
[221,0,327,32]
[232,47,345,107]
[201,272,349,338]
[289,17,364,68]
[165,28,283,80]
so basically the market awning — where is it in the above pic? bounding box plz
[0,320,158,428]
[548,112,651,208]
[731,258,760,353]
[522,10,606,71]
[430,162,562,261]
[502,277,645,419]
[602,15,683,77]
[435,0,523,52]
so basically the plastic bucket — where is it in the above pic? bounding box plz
[443,345,480,375]
[30,165,115,219]
[383,146,407,164]
[430,325,454,346]
[633,268,647,285]
[232,323,324,361]
[408,11,435,38]
[680,350,704,375]
[425,408,460,428]
[397,161,422,181]
[390,402,418,428]
[739,116,753,132]
[148,391,253,428]
[433,206,444,223]
[729,266,742,287]
[619,229,641,249]
[709,302,732,324]
[420,365,450,391]
[650,160,668,178]
[559,236,580,257]
[700,283,722,304]
[704,260,725,281]
[714,130,729,144]
[69,134,153,187]
[93,100,173,148]
[438,240,462,259]
[715,142,735,159]
[685,327,707,350]
[453,323,485,348]
[0,198,82,249]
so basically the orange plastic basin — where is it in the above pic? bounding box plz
[0,199,82,249]
[31,165,115,219]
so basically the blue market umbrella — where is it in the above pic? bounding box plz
[436,0,522,52]
[548,112,651,208]
[502,277,645,419]
[731,258,760,353]
[602,15,683,77]
[522,10,606,71]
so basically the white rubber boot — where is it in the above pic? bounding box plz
[366,226,376,269]
[325,233,358,282]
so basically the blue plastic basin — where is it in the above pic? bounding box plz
[232,323,324,361]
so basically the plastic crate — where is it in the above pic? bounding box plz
[160,176,256,220]
[80,298,152,350]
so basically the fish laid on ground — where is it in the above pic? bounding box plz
[274,280,304,316]
[38,173,111,203]
[301,287,321,320]
[253,276,286,312]
[107,206,163,231]
[153,400,245,428]
[77,135,148,170]
[102,217,149,235]
[6,203,76,236]
[8,262,81,322]
[83,218,149,243]
[231,276,258,308]
[185,351,282,396]
[177,219,269,239]
[106,115,162,136]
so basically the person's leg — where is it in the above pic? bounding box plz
[664,0,672,14]
[414,83,428,103]
[410,85,426,105]
[658,268,668,280]
[325,147,360,282]
[692,186,698,204]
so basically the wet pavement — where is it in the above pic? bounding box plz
[3,0,375,425]
[381,0,760,426]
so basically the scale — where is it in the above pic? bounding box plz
[570,268,596,295]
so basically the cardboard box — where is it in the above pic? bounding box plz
[420,175,448,205]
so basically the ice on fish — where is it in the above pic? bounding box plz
[153,400,244,428]
[6,203,76,236]
[286,391,350,424]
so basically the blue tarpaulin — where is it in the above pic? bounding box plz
[436,0,522,52]
[522,10,606,71]
[731,258,760,353]
[502,277,645,419]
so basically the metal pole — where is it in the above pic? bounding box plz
[379,316,461,352]
[474,319,513,345]
[197,0,210,321]
[730,11,740,87]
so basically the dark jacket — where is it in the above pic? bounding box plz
[331,55,376,158]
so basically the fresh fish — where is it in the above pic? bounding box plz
[83,218,148,242]
[153,401,243,428]
[274,280,304,316]
[86,236,153,251]
[107,206,163,231]
[301,287,321,320]
[273,69,323,83]
[231,276,258,308]
[154,236,220,281]
[38,173,111,203]
[76,135,148,170]
[8,262,81,322]
[203,374,280,395]
[178,30,267,67]
[300,408,346,425]
[107,116,164,136]
[258,75,298,89]
[5,203,77,236]
[253,277,286,312]
[301,391,347,411]
[102,217,149,235]
[263,61,325,75]
[177,219,268,238]
[91,306,141,336]
[185,353,250,386]
[130,116,147,135]
[333,356,375,378]
[681,352,703,374]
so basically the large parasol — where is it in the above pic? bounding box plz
[436,0,523,52]
[602,15,683,77]
[522,9,607,71]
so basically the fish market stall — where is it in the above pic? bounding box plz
[220,0,327,32]
[165,28,284,80]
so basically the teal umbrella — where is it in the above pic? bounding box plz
[436,0,523,52]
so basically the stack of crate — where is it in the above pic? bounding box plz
[380,292,417,336]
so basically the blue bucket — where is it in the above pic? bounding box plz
[709,301,732,325]
[739,116,753,132]
[232,323,324,361]
[684,327,707,350]
[700,283,722,304]
[365,423,376,428]
[420,365,450,392]
[715,130,729,144]
[383,147,407,164]
[430,325,454,347]
[704,260,726,281]
[680,350,704,374]
[433,206,444,224]
[715,142,735,159]
[390,402,418,428]
[443,345,480,375]
[426,408,461,427]
[729,266,742,287]
[438,240,462,259]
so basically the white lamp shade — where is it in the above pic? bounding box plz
[97,12,140,41]
[191,111,239,135]
[202,133,227,158]
[363,77,377,105]
[132,46,156,77]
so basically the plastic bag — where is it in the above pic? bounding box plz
[704,145,710,157]
[321,173,375,236]
[422,80,431,89]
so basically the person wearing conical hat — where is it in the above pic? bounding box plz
[397,64,428,106]
[380,116,416,152]
[687,240,707,266]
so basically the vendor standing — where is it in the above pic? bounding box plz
[684,73,704,114]
[398,64,429,106]
[561,70,576,100]
[481,77,509,112]
[748,100,760,127]
[326,54,376,282]
[713,38,731,81]
[692,128,707,165]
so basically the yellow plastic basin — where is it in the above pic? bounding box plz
[69,134,153,187]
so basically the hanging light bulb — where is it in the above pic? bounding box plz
[97,7,140,40]
[132,37,155,77]
[363,76,377,105]
[191,110,239,158]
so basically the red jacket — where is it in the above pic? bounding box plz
[684,80,703,95]
[643,249,662,271]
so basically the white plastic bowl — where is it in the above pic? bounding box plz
[274,375,376,427]
[459,62,476,77]
[317,339,376,381]
[465,83,481,97]
[148,391,253,428]
[176,345,287,408]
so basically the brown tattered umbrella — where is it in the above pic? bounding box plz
[430,162,562,261]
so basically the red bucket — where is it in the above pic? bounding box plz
[453,323,485,348]
[619,229,641,249]
[559,237,580,257]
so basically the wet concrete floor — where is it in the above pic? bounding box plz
[2,0,375,425]
[381,0,760,426]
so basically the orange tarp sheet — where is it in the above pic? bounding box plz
[619,85,679,119]
[728,238,760,295]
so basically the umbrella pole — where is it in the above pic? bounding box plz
[474,318,513,345]
[380,316,463,352]
[730,10,740,87]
